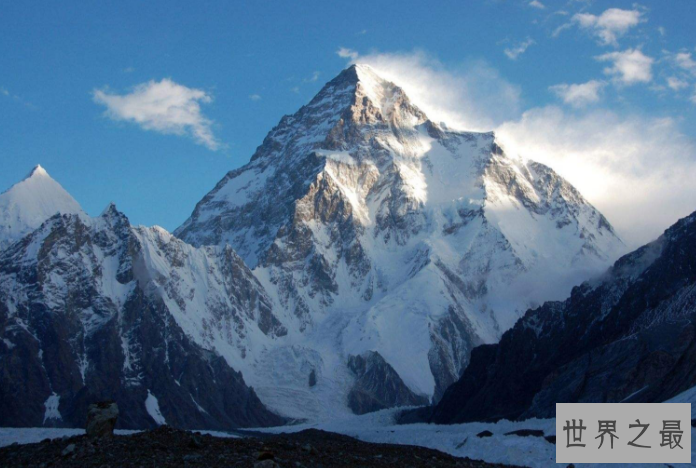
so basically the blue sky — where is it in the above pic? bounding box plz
[1,0,695,246]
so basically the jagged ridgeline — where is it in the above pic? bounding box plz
[1,64,625,428]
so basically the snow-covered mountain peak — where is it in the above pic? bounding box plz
[100,202,122,219]
[0,165,84,250]
[173,66,628,418]
[24,164,49,180]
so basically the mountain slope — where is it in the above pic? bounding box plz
[431,210,696,424]
[175,64,626,417]
[0,165,83,251]
[0,205,284,429]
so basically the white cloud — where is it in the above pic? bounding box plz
[93,79,221,150]
[504,38,536,60]
[337,47,359,61]
[549,80,604,107]
[658,26,666,37]
[596,49,654,85]
[667,76,689,91]
[529,0,545,9]
[304,71,321,83]
[497,107,696,247]
[570,8,644,46]
[338,49,521,131]
[674,52,696,75]
[249,94,262,101]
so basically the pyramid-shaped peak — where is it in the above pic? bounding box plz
[0,165,84,249]
[316,63,426,127]
[24,164,50,180]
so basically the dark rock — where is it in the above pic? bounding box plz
[476,431,493,438]
[86,401,119,438]
[504,429,544,438]
[346,351,428,414]
[61,443,75,457]
[301,443,317,455]
[257,450,275,461]
[189,434,204,449]
[545,435,556,445]
[255,460,279,468]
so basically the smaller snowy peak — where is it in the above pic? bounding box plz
[25,164,49,180]
[0,165,84,250]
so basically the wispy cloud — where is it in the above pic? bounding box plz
[549,80,605,107]
[528,0,545,10]
[336,49,521,131]
[558,8,644,46]
[674,52,696,75]
[93,78,221,150]
[504,38,536,60]
[0,86,36,110]
[337,47,359,61]
[666,76,689,91]
[596,49,654,85]
[249,94,262,101]
[304,71,321,83]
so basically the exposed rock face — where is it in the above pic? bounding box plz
[346,351,428,414]
[0,206,284,429]
[86,402,118,438]
[431,211,696,424]
[174,64,625,417]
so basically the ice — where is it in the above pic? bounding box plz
[252,407,695,468]
[144,390,166,426]
[43,393,62,424]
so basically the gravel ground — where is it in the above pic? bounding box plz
[0,425,523,467]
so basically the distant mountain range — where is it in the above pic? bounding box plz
[0,65,631,429]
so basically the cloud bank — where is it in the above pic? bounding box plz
[496,107,696,247]
[93,79,221,150]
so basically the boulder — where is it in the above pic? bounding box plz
[86,401,119,438]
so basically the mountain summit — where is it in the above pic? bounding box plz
[0,165,83,250]
[175,64,626,418]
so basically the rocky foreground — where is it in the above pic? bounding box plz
[0,425,517,468]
